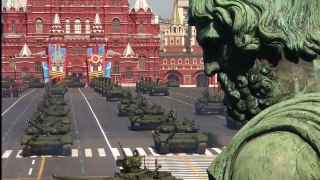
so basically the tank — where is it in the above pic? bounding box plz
[166,79,179,87]
[42,95,68,106]
[61,76,85,88]
[149,78,169,96]
[31,111,71,125]
[53,142,180,180]
[106,85,126,101]
[21,134,73,157]
[37,104,70,117]
[117,94,146,116]
[129,112,169,131]
[194,88,225,115]
[153,111,208,154]
[25,119,69,135]
[46,85,67,98]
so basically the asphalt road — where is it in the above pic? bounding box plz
[2,86,238,180]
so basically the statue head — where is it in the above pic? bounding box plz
[189,0,320,122]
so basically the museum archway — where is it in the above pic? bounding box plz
[196,73,208,87]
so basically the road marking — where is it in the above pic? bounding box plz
[72,149,79,157]
[2,150,12,158]
[30,155,37,158]
[169,91,197,99]
[205,149,213,156]
[212,148,222,154]
[217,115,225,119]
[178,155,205,180]
[43,155,52,157]
[85,149,92,157]
[98,148,106,157]
[165,96,193,107]
[32,160,35,164]
[16,150,22,158]
[123,148,133,156]
[28,168,33,175]
[36,156,46,180]
[78,88,115,159]
[148,147,159,156]
[112,148,120,157]
[136,147,146,156]
[2,89,36,116]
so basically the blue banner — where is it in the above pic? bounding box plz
[87,47,93,57]
[105,62,111,78]
[98,45,105,56]
[42,62,49,84]
[49,45,55,55]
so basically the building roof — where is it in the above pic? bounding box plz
[19,43,32,57]
[133,0,151,12]
[123,43,135,57]
[4,0,23,11]
[171,0,181,25]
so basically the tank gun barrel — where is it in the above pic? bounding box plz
[26,119,47,134]
[118,142,127,159]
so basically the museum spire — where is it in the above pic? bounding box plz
[171,0,181,25]
[123,43,135,57]
[4,0,23,11]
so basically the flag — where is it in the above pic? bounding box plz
[42,62,49,84]
[48,44,67,80]
[105,62,112,78]
[87,44,106,79]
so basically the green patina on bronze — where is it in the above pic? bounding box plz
[188,0,320,179]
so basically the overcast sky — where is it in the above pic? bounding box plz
[2,0,174,19]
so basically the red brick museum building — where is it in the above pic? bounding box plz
[1,0,218,87]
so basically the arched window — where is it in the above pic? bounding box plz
[65,19,70,34]
[163,59,167,64]
[35,19,43,33]
[11,22,16,33]
[35,62,42,74]
[113,63,119,73]
[138,58,145,70]
[173,27,176,33]
[139,22,144,33]
[74,19,81,34]
[22,67,29,77]
[85,19,90,34]
[126,67,132,79]
[113,19,120,33]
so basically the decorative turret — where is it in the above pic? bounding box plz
[123,43,135,57]
[91,13,104,38]
[171,0,181,25]
[4,0,24,11]
[19,43,32,57]
[132,0,151,12]
[50,13,64,37]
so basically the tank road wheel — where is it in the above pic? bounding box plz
[197,142,208,154]
[22,145,32,157]
[61,145,71,156]
[160,143,169,154]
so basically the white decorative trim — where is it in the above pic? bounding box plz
[180,85,196,87]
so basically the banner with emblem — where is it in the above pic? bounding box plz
[87,44,106,79]
[48,44,67,80]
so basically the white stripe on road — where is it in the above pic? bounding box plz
[212,148,222,154]
[85,149,92,157]
[136,147,146,156]
[72,149,79,157]
[2,89,36,116]
[123,148,133,156]
[16,150,22,158]
[78,88,115,159]
[112,148,120,157]
[28,168,33,175]
[2,150,12,158]
[148,147,159,156]
[32,160,35,164]
[205,149,213,156]
[98,148,106,157]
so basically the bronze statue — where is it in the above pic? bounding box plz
[189,0,320,179]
